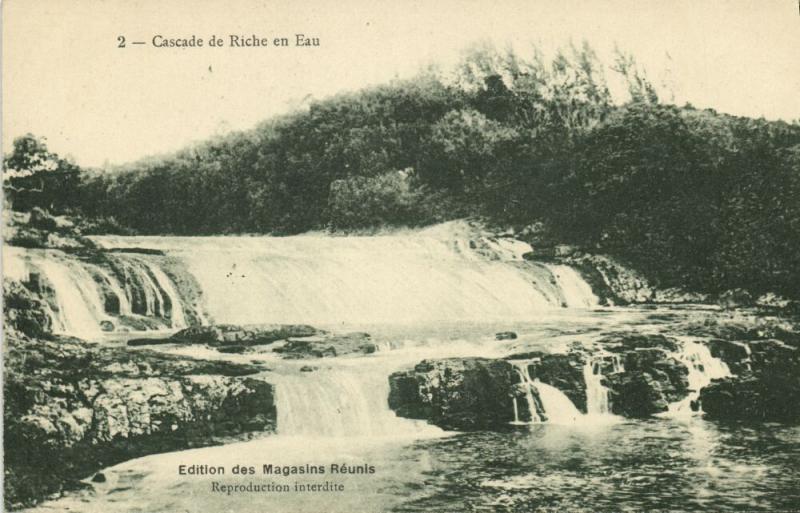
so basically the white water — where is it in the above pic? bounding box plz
[512,361,544,424]
[6,249,189,338]
[91,265,133,316]
[141,259,187,328]
[91,228,598,326]
[32,256,105,339]
[534,379,583,424]
[666,339,731,415]
[583,353,624,416]
[275,363,441,438]
[547,264,599,308]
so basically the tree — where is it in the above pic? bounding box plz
[3,134,81,212]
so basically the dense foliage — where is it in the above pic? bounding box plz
[5,44,800,296]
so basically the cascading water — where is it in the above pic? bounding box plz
[583,353,623,416]
[7,249,191,338]
[510,360,585,425]
[91,227,599,326]
[666,339,731,415]
[140,259,187,328]
[546,264,599,308]
[275,364,440,438]
[32,255,106,339]
[534,380,583,424]
[511,361,544,424]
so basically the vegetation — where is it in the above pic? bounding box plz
[4,43,800,297]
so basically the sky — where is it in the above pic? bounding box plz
[3,0,799,168]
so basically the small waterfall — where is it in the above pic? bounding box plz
[14,250,191,338]
[511,361,543,424]
[583,354,623,416]
[91,265,132,316]
[33,256,105,339]
[546,264,599,308]
[667,339,731,415]
[275,368,439,438]
[141,260,187,328]
[534,380,582,424]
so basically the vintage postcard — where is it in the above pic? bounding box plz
[2,1,799,511]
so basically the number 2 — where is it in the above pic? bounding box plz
[118,36,126,48]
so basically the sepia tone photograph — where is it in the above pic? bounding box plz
[2,0,799,511]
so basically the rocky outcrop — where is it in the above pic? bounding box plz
[273,332,377,359]
[3,332,276,509]
[554,253,654,305]
[133,324,379,359]
[387,334,697,428]
[700,339,800,422]
[598,333,689,417]
[169,324,321,346]
[3,279,52,337]
[388,358,520,430]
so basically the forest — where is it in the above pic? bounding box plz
[4,43,800,297]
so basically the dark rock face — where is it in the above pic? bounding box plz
[558,254,654,305]
[601,334,690,417]
[273,332,377,359]
[3,332,276,509]
[387,335,697,429]
[700,340,800,422]
[700,373,800,422]
[388,358,520,430]
[3,280,53,337]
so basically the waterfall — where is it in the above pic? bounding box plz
[91,265,133,316]
[546,264,599,308]
[11,249,191,338]
[32,256,105,339]
[534,380,582,424]
[511,361,543,424]
[275,366,439,438]
[583,354,623,416]
[91,228,599,325]
[140,260,187,328]
[666,339,731,415]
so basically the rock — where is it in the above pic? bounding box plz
[495,331,517,340]
[273,332,377,359]
[559,254,654,305]
[100,320,115,332]
[127,337,175,347]
[701,370,800,422]
[651,287,710,304]
[3,280,53,337]
[170,324,323,346]
[603,347,689,417]
[299,365,317,372]
[388,358,520,430]
[717,288,754,309]
[3,332,276,508]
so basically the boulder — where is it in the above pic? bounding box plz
[388,358,521,430]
